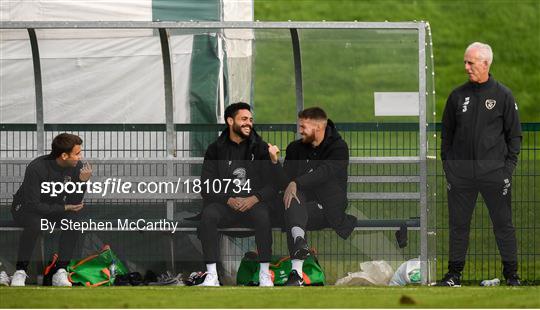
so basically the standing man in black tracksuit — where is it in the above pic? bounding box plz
[197,102,276,287]
[9,133,92,287]
[437,42,522,286]
[268,107,357,286]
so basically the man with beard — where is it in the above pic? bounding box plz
[197,102,276,286]
[268,107,357,286]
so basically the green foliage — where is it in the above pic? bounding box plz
[254,0,540,122]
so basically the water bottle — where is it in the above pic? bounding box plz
[480,278,500,286]
[109,260,117,279]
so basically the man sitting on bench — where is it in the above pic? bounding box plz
[197,102,276,287]
[9,133,92,286]
[268,107,357,286]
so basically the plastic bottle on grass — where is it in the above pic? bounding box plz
[480,278,500,286]
[109,260,117,280]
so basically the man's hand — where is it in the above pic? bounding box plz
[267,143,280,164]
[283,181,300,209]
[65,203,84,212]
[79,161,93,182]
[227,197,241,211]
[236,195,259,212]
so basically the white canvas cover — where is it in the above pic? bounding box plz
[0,0,193,124]
[222,0,253,108]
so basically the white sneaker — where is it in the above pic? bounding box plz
[52,268,72,287]
[10,270,27,287]
[259,270,274,287]
[197,272,220,287]
[0,271,10,286]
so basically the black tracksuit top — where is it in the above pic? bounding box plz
[275,119,357,239]
[200,128,276,206]
[441,75,522,179]
[12,155,85,215]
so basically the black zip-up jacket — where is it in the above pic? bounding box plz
[441,75,522,180]
[200,127,276,206]
[275,119,357,239]
[12,155,85,215]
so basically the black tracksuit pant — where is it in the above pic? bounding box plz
[446,168,518,278]
[198,202,272,263]
[283,190,329,257]
[12,207,80,272]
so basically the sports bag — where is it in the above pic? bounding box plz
[237,251,325,286]
[67,245,128,287]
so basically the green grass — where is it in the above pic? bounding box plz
[0,286,539,308]
[253,0,540,123]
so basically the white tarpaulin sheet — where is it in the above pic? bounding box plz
[1,0,254,124]
[222,0,253,106]
[0,0,195,124]
[1,33,193,123]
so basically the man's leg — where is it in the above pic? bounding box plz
[56,212,81,270]
[243,202,272,262]
[446,182,478,277]
[284,193,328,255]
[283,191,327,286]
[197,202,237,286]
[242,202,273,286]
[480,181,518,281]
[13,212,42,273]
[284,191,308,259]
[48,212,82,286]
[11,209,42,286]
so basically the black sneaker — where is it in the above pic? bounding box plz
[291,236,310,260]
[506,274,521,286]
[435,273,461,287]
[285,270,304,286]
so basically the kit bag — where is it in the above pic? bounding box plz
[66,245,128,287]
[237,251,325,286]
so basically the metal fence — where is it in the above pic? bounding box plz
[0,122,537,284]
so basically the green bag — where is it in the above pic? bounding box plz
[237,251,326,286]
[67,245,128,287]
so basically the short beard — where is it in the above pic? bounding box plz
[301,133,315,144]
[233,123,251,139]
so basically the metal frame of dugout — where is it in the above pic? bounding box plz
[0,21,434,284]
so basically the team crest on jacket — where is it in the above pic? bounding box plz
[233,167,247,186]
[485,99,496,110]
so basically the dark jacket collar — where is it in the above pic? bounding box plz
[44,154,68,172]
[468,73,496,91]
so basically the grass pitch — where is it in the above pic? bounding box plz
[1,286,539,308]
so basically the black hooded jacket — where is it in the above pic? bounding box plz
[441,75,522,180]
[275,119,357,239]
[200,127,276,206]
[12,154,85,216]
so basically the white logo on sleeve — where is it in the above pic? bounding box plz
[485,99,496,110]
[462,97,470,112]
[515,102,518,110]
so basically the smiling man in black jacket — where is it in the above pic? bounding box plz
[197,102,276,287]
[9,133,92,287]
[438,42,522,286]
[268,107,357,286]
